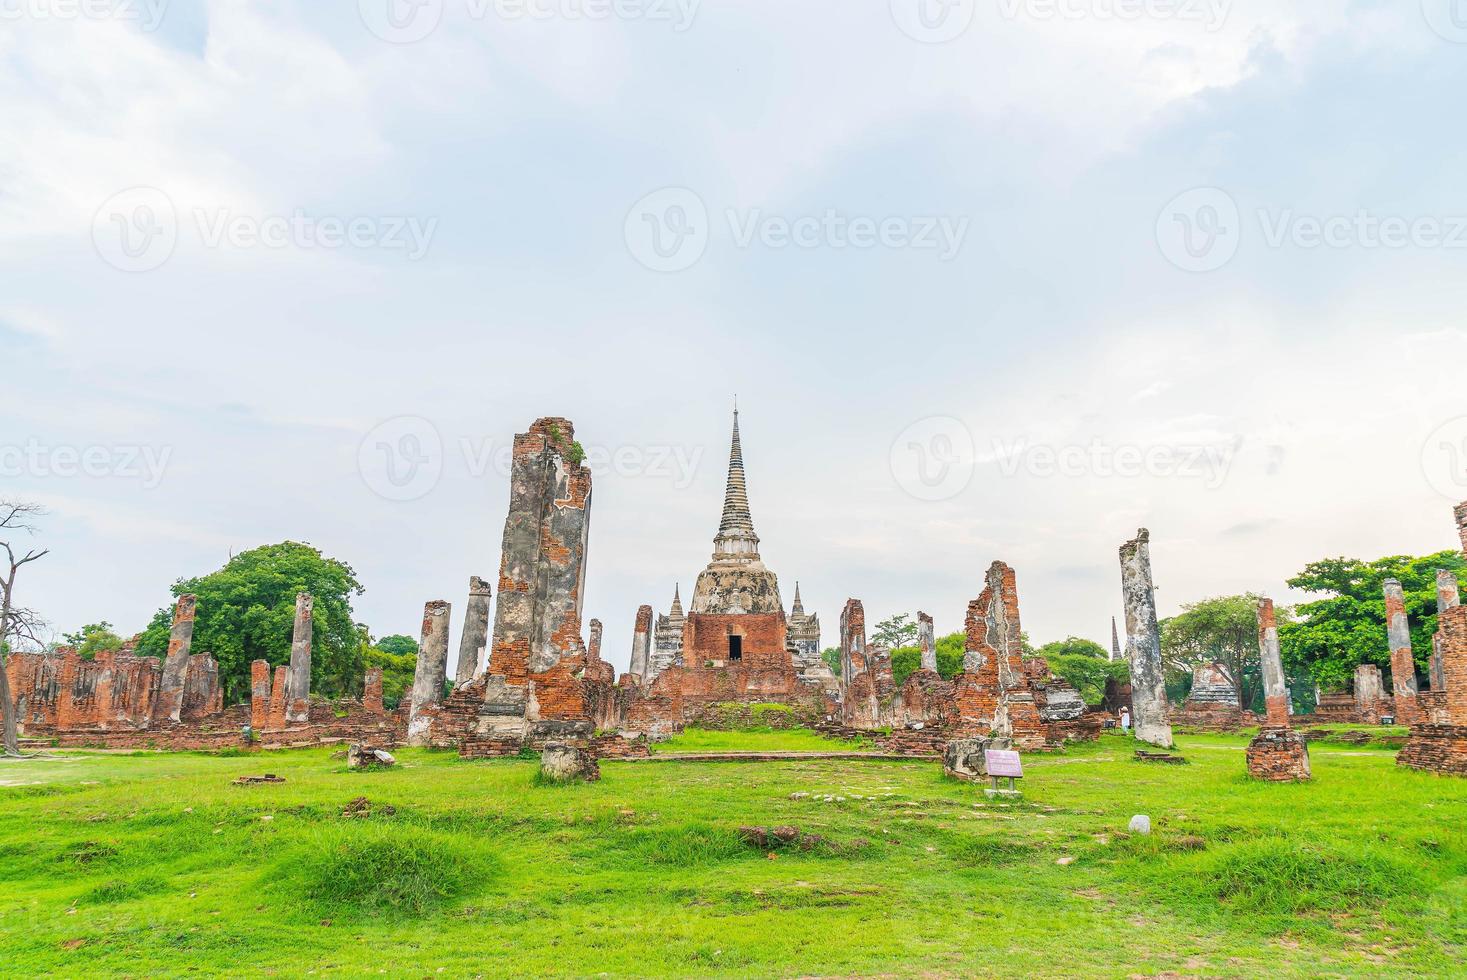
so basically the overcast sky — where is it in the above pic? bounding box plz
[5,0,1467,670]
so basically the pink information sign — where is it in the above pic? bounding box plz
[984,749,1023,778]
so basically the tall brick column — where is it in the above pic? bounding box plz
[408,600,451,745]
[587,619,603,661]
[249,659,271,731]
[918,611,936,673]
[285,593,313,724]
[1247,597,1311,781]
[840,599,866,688]
[1120,530,1173,749]
[1432,569,1460,691]
[1257,598,1290,727]
[487,418,593,687]
[363,667,385,714]
[629,605,653,681]
[267,665,289,729]
[1383,579,1422,725]
[455,576,492,687]
[154,594,198,723]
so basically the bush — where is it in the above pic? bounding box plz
[1205,839,1415,915]
[290,826,496,918]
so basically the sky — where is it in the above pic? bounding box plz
[4,0,1467,672]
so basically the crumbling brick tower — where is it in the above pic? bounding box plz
[1247,597,1311,781]
[465,418,594,751]
[1119,529,1174,749]
[954,561,1045,750]
[1398,500,1467,775]
[1383,579,1423,726]
[487,417,592,686]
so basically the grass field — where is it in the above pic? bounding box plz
[1,730,1464,977]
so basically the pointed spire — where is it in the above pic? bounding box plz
[713,406,760,559]
[670,583,684,619]
[1111,616,1122,662]
[791,582,805,617]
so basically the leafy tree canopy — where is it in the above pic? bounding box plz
[1279,552,1465,691]
[136,541,365,704]
[890,632,965,687]
[376,634,419,657]
[1160,594,1272,710]
[871,613,918,650]
[1035,636,1109,661]
[62,622,125,659]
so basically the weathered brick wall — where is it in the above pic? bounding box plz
[179,653,223,722]
[6,649,163,732]
[1397,605,1467,775]
[682,612,789,670]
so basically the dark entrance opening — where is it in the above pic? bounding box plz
[728,635,743,662]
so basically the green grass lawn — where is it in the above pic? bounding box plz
[0,730,1463,977]
[650,726,875,753]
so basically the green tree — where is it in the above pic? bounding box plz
[871,613,918,649]
[1034,637,1125,706]
[1160,595,1271,710]
[358,627,416,710]
[821,646,841,677]
[1035,637,1109,660]
[376,634,419,657]
[136,541,365,704]
[62,622,125,659]
[1279,552,1465,691]
[890,633,966,686]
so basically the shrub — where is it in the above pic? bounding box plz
[290,826,496,918]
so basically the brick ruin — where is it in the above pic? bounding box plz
[1398,500,1467,775]
[5,588,396,750]
[407,411,1105,760]
[1171,662,1252,731]
[1246,597,1311,781]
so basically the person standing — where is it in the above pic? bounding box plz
[1120,707,1132,735]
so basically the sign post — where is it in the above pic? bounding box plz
[983,748,1024,799]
